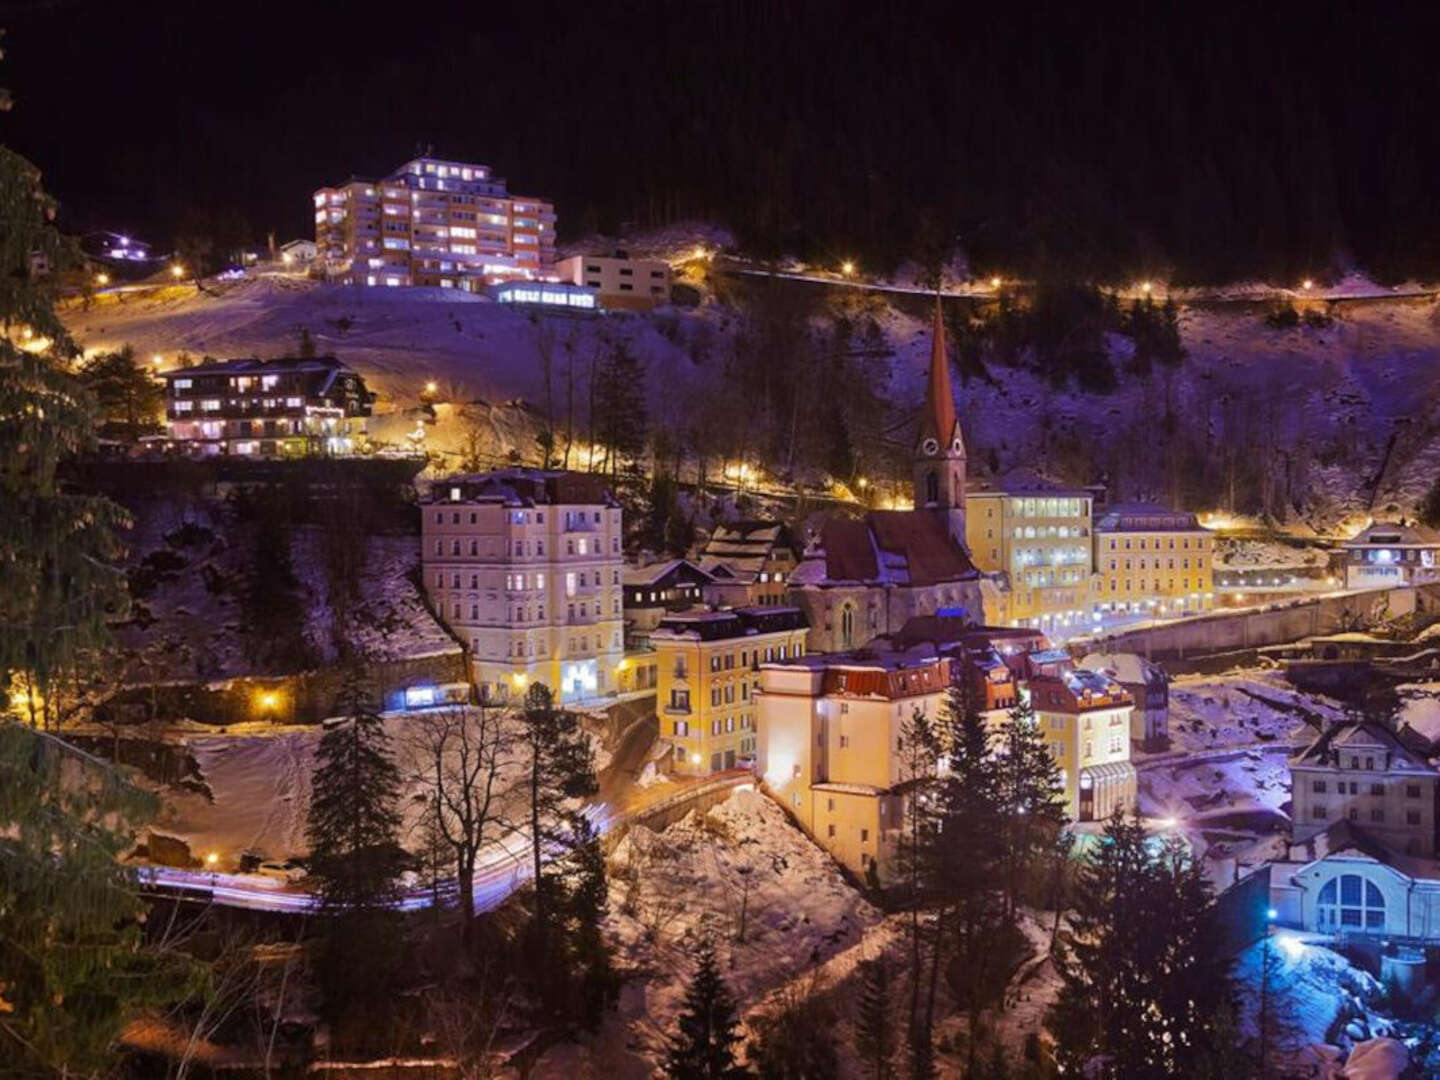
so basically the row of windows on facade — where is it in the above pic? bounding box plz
[674,642,800,678]
[1312,779,1424,796]
[1107,577,1203,593]
[584,265,666,277]
[670,714,753,737]
[173,397,307,413]
[433,569,620,592]
[441,597,621,623]
[996,498,1091,518]
[585,279,666,294]
[1001,526,1090,540]
[433,508,613,527]
[1108,556,1207,572]
[1105,536,1208,551]
[667,678,758,711]
[1311,804,1423,825]
[434,535,619,557]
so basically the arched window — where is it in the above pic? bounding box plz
[925,470,939,506]
[1317,873,1385,930]
[840,603,855,648]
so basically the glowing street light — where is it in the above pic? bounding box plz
[840,260,855,277]
[151,354,164,367]
[424,380,438,396]
[989,276,1002,289]
[856,477,869,490]
[281,251,294,266]
[1140,280,1153,295]
[95,272,110,287]
[170,264,186,279]
[205,852,219,867]
[1301,278,1314,291]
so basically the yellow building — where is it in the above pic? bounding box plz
[1092,503,1214,617]
[654,607,809,776]
[757,652,950,883]
[1027,668,1136,822]
[965,478,1095,634]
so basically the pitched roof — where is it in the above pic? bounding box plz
[1291,719,1438,773]
[1344,521,1440,548]
[815,511,977,587]
[622,558,713,588]
[918,298,959,450]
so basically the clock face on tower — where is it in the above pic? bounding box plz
[922,438,939,456]
[952,438,963,454]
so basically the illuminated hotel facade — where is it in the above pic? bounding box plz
[314,156,556,291]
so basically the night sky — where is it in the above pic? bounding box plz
[5,1,1440,282]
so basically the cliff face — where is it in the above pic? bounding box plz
[63,275,1440,530]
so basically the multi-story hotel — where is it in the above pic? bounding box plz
[421,469,623,704]
[1027,667,1137,823]
[1092,502,1214,617]
[314,156,556,291]
[758,651,951,883]
[158,356,373,456]
[965,474,1096,634]
[653,606,808,776]
[1341,521,1440,589]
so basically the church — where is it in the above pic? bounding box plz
[790,301,985,653]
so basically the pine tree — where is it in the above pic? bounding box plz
[0,724,204,1073]
[304,673,408,1011]
[78,345,164,442]
[0,74,129,731]
[666,937,747,1079]
[592,338,648,478]
[930,683,1004,1077]
[519,682,608,1021]
[854,955,895,1080]
[1048,811,1232,1078]
[995,697,1069,919]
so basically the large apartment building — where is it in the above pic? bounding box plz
[554,253,671,311]
[315,156,556,291]
[653,606,809,776]
[158,356,373,456]
[1092,503,1214,616]
[758,651,951,883]
[421,470,623,704]
[965,476,1095,634]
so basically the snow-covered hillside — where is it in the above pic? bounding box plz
[60,269,1440,526]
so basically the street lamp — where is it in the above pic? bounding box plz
[989,276,1001,289]
[170,264,186,279]
[841,260,855,277]
[1301,278,1313,291]
[95,272,110,287]
[1140,280,1153,295]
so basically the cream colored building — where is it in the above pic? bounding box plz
[421,469,623,704]
[1092,503,1214,617]
[654,607,808,776]
[554,253,670,310]
[315,156,555,291]
[965,478,1095,634]
[1290,720,1439,857]
[757,652,951,882]
[1027,668,1136,822]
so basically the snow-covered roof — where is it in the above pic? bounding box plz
[1344,521,1440,548]
[1290,720,1437,773]
[1079,651,1168,691]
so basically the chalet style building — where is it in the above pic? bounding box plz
[698,521,801,608]
[622,558,714,632]
[789,301,984,651]
[159,356,373,456]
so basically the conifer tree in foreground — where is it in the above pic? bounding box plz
[666,937,747,1079]
[1048,809,1232,1078]
[995,697,1069,918]
[0,36,129,732]
[305,674,409,1011]
[854,954,896,1080]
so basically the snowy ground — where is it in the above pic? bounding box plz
[602,789,881,1070]
[60,266,1440,526]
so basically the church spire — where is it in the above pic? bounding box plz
[913,294,968,545]
[919,295,960,450]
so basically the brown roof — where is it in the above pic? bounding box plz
[819,511,977,586]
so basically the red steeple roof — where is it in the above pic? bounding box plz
[920,297,959,450]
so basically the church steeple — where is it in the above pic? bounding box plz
[913,296,967,545]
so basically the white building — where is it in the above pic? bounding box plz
[279,238,317,265]
[421,469,624,705]
[1342,521,1440,589]
[554,253,671,310]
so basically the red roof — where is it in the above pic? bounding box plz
[919,298,959,448]
[819,511,977,586]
